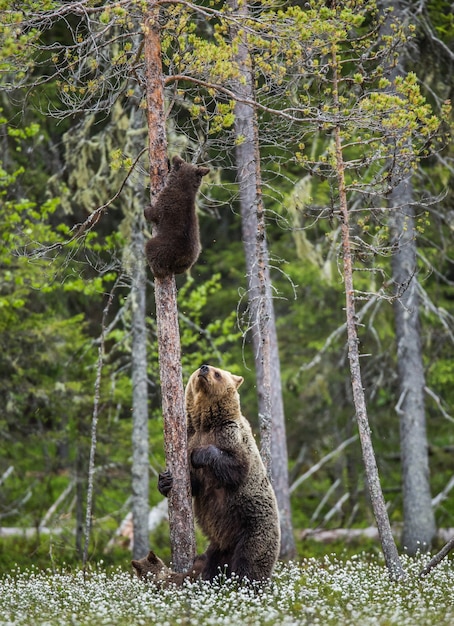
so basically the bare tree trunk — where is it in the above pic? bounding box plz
[229,0,295,559]
[378,0,436,556]
[83,287,116,573]
[390,179,436,554]
[332,51,405,580]
[143,3,195,571]
[130,212,150,560]
[126,83,151,561]
[75,448,84,559]
[420,533,454,578]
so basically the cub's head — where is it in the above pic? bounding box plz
[170,155,209,191]
[131,550,169,583]
[185,365,244,418]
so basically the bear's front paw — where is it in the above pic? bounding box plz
[191,445,221,469]
[158,469,173,497]
[144,204,157,223]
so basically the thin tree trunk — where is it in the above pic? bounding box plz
[143,3,195,571]
[332,48,405,580]
[420,534,454,578]
[82,287,116,573]
[75,447,84,559]
[130,213,150,559]
[229,0,295,559]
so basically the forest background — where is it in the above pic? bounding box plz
[0,0,453,576]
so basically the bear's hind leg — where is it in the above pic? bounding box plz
[201,545,231,582]
[145,237,177,279]
[230,537,275,583]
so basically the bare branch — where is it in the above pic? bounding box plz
[290,435,358,494]
[432,474,454,509]
[310,478,341,524]
[295,295,380,375]
[322,492,350,526]
[424,386,454,424]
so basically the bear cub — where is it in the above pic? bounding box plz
[144,155,209,279]
[159,364,281,583]
[131,550,206,587]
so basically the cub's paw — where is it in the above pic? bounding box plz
[144,204,157,222]
[158,469,173,497]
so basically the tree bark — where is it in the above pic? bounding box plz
[83,288,116,572]
[378,0,436,555]
[143,3,195,571]
[332,48,405,580]
[229,0,295,559]
[130,211,150,560]
[420,533,454,578]
[390,178,436,554]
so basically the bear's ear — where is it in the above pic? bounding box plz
[172,155,184,169]
[197,166,210,177]
[232,374,244,389]
[131,559,141,571]
[146,551,161,564]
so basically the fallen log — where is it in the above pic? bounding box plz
[300,526,454,544]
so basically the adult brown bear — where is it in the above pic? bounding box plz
[158,364,281,583]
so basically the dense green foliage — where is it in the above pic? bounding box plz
[0,0,452,574]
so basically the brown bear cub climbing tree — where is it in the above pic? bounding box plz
[144,155,209,278]
[157,364,281,583]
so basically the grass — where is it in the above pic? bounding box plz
[0,553,453,625]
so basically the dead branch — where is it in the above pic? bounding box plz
[290,435,358,494]
[296,296,379,375]
[432,474,454,509]
[424,386,454,424]
[420,534,454,578]
[311,478,341,524]
[41,480,75,528]
[322,492,350,526]
[0,466,14,487]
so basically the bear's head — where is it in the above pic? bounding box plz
[170,155,209,191]
[131,550,169,582]
[185,365,244,423]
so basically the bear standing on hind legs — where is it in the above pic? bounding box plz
[158,364,281,583]
[144,155,209,279]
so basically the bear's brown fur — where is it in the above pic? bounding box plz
[131,550,206,587]
[144,155,209,279]
[159,364,281,583]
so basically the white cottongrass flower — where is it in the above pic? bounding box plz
[0,554,453,625]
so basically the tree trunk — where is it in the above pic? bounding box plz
[229,0,295,559]
[75,447,84,559]
[83,288,116,572]
[390,178,436,554]
[420,533,454,578]
[332,49,405,580]
[378,0,436,555]
[130,212,150,560]
[143,3,195,571]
